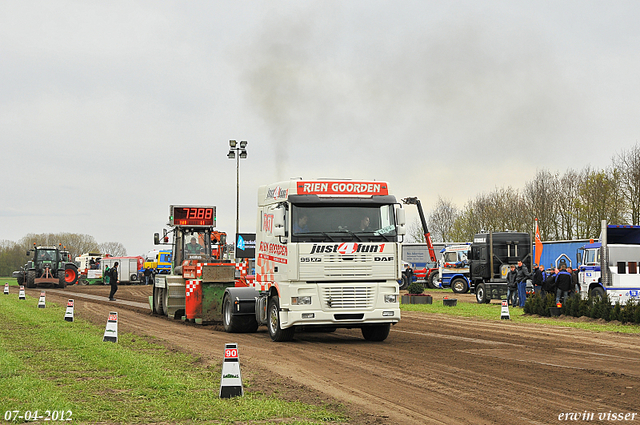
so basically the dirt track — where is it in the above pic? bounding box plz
[26,285,640,425]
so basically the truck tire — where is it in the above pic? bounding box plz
[451,277,469,294]
[361,323,390,341]
[57,271,67,288]
[590,286,606,299]
[64,264,78,286]
[427,270,439,289]
[26,270,36,288]
[475,283,490,303]
[154,286,166,316]
[223,295,259,333]
[399,275,409,290]
[268,296,294,342]
[16,273,24,286]
[130,274,138,282]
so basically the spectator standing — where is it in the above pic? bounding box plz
[402,264,413,289]
[515,260,531,307]
[506,265,518,307]
[143,267,153,286]
[555,264,572,304]
[541,267,557,299]
[533,264,546,296]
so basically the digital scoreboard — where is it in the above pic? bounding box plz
[170,205,216,227]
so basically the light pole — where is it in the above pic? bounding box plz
[227,140,247,247]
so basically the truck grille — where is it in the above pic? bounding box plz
[320,285,375,309]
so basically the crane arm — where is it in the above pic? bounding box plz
[401,197,437,263]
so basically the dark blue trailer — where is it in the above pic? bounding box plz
[537,240,590,270]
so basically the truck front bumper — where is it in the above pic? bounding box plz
[279,308,400,329]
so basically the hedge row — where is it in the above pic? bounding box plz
[524,293,640,324]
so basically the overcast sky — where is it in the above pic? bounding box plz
[1,1,639,256]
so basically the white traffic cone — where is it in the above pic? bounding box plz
[219,343,243,398]
[19,285,25,300]
[103,311,118,343]
[38,291,46,308]
[500,299,510,320]
[4,283,8,295]
[64,299,74,322]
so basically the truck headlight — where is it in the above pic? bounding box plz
[384,294,398,303]
[292,296,312,305]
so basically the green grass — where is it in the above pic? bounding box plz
[401,297,640,333]
[0,294,347,424]
[1,277,18,287]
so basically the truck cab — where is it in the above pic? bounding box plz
[227,179,404,342]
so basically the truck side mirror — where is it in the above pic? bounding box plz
[154,233,160,245]
[396,207,406,235]
[396,207,406,226]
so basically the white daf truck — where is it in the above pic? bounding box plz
[222,179,405,342]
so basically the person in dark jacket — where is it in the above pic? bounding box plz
[555,264,572,304]
[532,264,546,296]
[143,267,153,286]
[108,262,119,301]
[515,260,531,307]
[542,267,557,299]
[506,264,518,306]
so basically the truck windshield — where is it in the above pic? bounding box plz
[291,204,397,242]
[37,249,57,262]
[583,248,599,266]
[184,232,209,257]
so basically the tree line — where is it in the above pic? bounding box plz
[409,144,640,243]
[0,233,127,276]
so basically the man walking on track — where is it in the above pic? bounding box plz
[108,262,119,301]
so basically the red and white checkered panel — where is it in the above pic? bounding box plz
[186,280,200,297]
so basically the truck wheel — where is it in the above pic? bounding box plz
[16,273,24,286]
[427,271,439,289]
[451,277,469,294]
[57,271,67,288]
[154,286,166,316]
[130,274,138,282]
[590,286,606,299]
[361,324,390,341]
[268,296,294,342]
[65,265,78,285]
[223,295,258,333]
[475,283,487,303]
[26,270,36,288]
[399,275,409,290]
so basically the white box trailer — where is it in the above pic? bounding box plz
[101,256,143,284]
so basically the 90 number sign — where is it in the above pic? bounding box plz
[170,206,216,227]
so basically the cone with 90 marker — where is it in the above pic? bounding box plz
[38,291,46,308]
[103,311,118,343]
[219,343,243,398]
[64,299,74,322]
[500,299,510,320]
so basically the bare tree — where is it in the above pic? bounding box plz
[99,242,127,257]
[523,170,558,240]
[574,168,627,238]
[406,217,426,243]
[19,233,100,259]
[428,197,460,242]
[612,143,640,225]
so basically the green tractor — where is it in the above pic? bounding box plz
[14,244,79,288]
